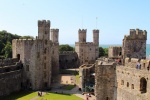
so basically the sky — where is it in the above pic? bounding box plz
[0,0,150,44]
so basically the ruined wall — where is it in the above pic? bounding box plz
[0,58,22,96]
[0,70,22,96]
[59,51,79,69]
[95,58,117,100]
[108,46,122,58]
[75,29,99,66]
[79,64,95,90]
[122,29,147,59]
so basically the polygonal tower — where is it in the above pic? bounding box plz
[38,20,50,40]
[93,29,99,45]
[50,29,59,77]
[51,29,59,42]
[78,29,87,42]
[122,28,147,61]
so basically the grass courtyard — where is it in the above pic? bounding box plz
[0,91,83,100]
[37,92,83,100]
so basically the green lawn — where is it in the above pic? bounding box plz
[0,91,83,100]
[37,92,83,100]
[0,91,38,100]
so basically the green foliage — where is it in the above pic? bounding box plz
[59,44,74,52]
[99,47,108,57]
[104,48,108,56]
[19,36,34,39]
[0,30,34,58]
[2,41,12,58]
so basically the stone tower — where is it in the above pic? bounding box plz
[95,59,117,100]
[50,29,59,77]
[122,29,147,60]
[38,20,50,40]
[75,29,99,66]
[78,29,87,42]
[93,29,99,45]
[12,20,59,90]
[51,29,59,42]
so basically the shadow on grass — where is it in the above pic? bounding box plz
[0,90,35,100]
[47,91,71,96]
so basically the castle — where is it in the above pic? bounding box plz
[0,20,99,96]
[0,20,149,100]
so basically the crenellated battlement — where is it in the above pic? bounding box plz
[124,28,147,40]
[125,57,150,70]
[38,20,50,27]
[93,29,99,33]
[51,29,59,33]
[109,46,122,49]
[78,29,87,33]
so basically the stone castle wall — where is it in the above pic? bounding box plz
[0,58,23,96]
[116,66,150,100]
[122,29,147,59]
[59,51,79,69]
[0,70,22,96]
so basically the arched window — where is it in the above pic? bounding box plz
[140,77,147,93]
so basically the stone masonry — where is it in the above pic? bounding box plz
[75,29,99,66]
[12,20,59,90]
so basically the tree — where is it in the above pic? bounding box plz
[99,47,108,57]
[20,36,34,39]
[99,47,105,57]
[59,44,74,52]
[104,48,108,56]
[2,41,12,58]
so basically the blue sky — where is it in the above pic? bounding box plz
[0,0,150,44]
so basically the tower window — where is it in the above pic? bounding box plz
[140,77,147,93]
[127,82,129,87]
[131,84,134,89]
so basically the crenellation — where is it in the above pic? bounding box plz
[125,29,147,40]
[38,20,50,27]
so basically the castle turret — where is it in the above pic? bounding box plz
[122,28,147,61]
[93,29,99,45]
[78,29,86,42]
[38,20,50,40]
[51,29,59,43]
